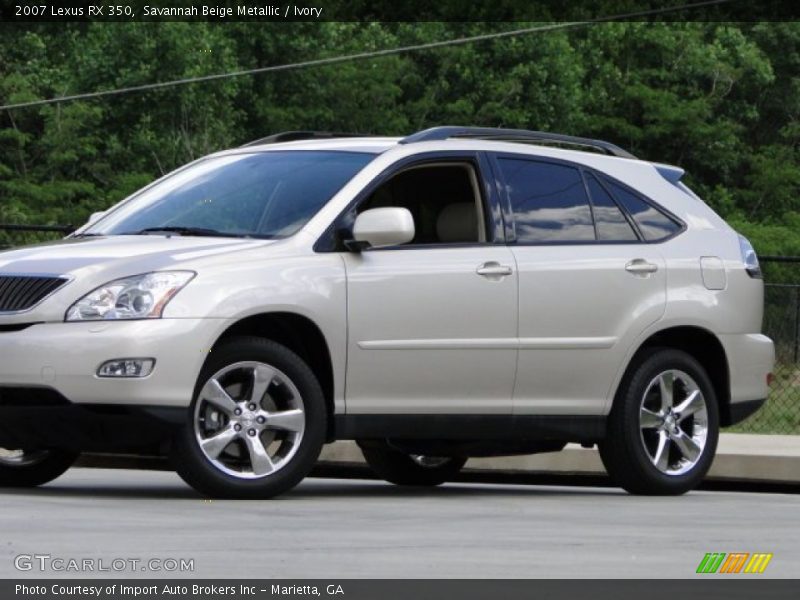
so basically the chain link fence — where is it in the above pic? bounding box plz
[0,225,798,434]
[736,256,800,434]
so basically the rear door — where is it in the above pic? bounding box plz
[491,155,670,416]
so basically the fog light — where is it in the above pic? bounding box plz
[97,358,155,378]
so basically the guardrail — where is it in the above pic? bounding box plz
[0,223,74,249]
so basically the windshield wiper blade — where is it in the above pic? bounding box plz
[124,226,241,238]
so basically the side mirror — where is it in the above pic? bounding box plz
[350,207,415,250]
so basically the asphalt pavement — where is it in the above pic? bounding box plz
[0,468,797,579]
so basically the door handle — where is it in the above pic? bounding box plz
[625,259,658,276]
[476,262,513,278]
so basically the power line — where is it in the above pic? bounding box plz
[0,0,736,112]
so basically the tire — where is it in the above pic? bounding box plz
[359,441,467,486]
[0,449,78,487]
[599,347,719,495]
[173,336,326,499]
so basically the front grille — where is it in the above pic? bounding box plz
[0,275,68,312]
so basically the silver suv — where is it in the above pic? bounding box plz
[0,127,774,498]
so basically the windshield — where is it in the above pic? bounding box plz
[88,151,375,238]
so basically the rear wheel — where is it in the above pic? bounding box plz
[173,337,326,499]
[599,348,719,495]
[359,441,467,486]
[0,448,77,487]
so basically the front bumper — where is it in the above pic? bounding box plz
[0,389,183,452]
[0,319,220,407]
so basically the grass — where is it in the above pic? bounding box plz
[729,363,800,434]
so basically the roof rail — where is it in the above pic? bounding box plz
[399,126,637,159]
[241,131,377,147]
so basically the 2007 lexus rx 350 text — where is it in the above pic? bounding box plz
[0,127,774,498]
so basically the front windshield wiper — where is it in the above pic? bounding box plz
[70,232,105,238]
[121,226,244,238]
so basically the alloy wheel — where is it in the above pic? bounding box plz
[409,455,453,469]
[0,448,49,467]
[639,369,709,476]
[193,361,306,479]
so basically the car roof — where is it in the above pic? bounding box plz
[232,137,400,154]
[229,126,640,160]
[217,136,646,167]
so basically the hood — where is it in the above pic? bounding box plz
[0,235,270,275]
[0,235,272,322]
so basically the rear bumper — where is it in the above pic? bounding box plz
[718,333,774,405]
[728,398,767,426]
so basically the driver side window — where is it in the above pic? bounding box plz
[356,163,487,245]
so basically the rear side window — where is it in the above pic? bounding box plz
[498,158,594,243]
[604,179,681,241]
[584,174,638,242]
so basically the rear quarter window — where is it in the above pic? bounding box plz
[603,179,681,241]
[584,173,638,242]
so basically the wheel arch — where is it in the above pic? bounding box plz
[616,326,732,426]
[212,312,336,440]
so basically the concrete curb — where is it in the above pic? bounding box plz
[320,433,800,486]
[73,433,799,488]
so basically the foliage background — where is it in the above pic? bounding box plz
[0,22,798,256]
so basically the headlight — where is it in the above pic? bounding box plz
[738,234,762,279]
[65,271,195,321]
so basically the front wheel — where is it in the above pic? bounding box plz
[359,441,467,486]
[0,448,78,487]
[599,348,719,495]
[173,337,326,499]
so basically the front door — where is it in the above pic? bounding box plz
[342,157,517,414]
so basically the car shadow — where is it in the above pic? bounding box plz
[0,467,623,501]
[285,479,624,499]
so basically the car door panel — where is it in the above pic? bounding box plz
[344,246,518,414]
[511,245,666,415]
